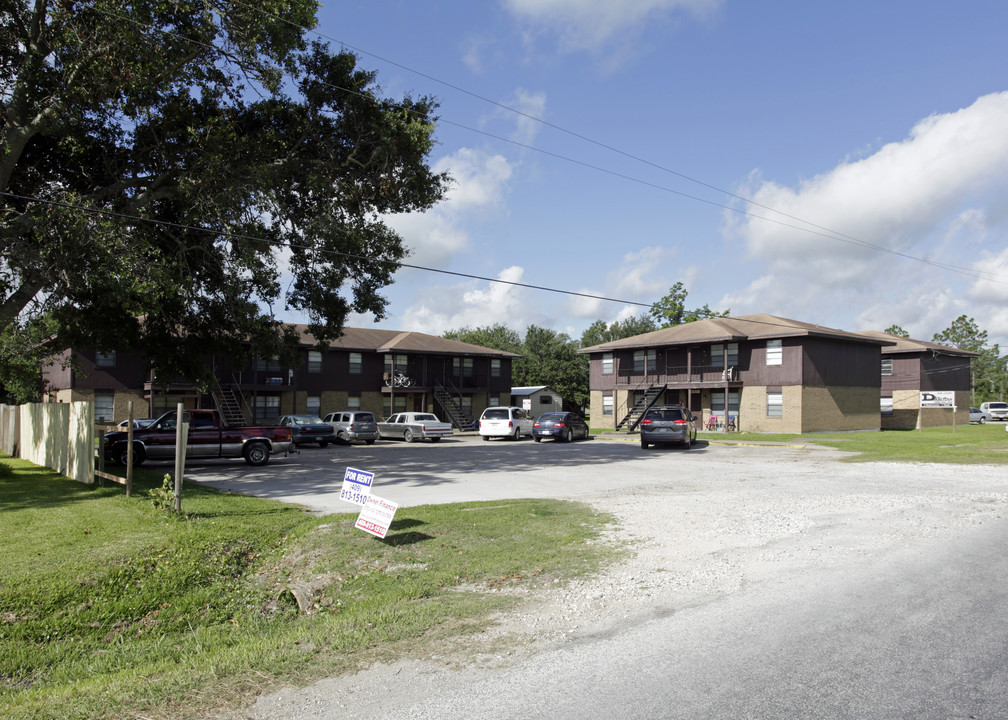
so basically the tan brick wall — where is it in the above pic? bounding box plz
[739,385,803,433]
[589,389,617,429]
[801,386,880,433]
[113,391,148,422]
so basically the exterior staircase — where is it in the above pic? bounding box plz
[616,384,665,431]
[434,383,475,430]
[212,382,249,426]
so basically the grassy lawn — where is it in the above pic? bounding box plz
[698,422,1008,464]
[0,459,616,720]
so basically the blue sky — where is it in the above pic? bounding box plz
[303,0,1008,347]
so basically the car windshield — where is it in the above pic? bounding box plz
[483,409,509,420]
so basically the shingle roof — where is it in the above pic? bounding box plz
[856,330,979,357]
[292,325,521,358]
[578,314,895,353]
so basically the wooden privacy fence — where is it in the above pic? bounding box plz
[5,401,94,484]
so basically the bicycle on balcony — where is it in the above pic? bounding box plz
[385,371,414,388]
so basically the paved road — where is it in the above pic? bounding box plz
[182,434,823,513]
[195,436,1008,719]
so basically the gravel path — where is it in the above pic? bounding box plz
[241,444,1008,719]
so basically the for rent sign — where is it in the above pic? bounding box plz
[355,494,399,539]
[339,467,374,505]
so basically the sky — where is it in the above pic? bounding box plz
[299,0,1008,348]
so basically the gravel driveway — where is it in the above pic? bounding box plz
[228,438,1008,719]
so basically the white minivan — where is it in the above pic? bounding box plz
[979,402,1008,421]
[478,406,534,440]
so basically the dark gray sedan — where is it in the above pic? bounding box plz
[532,412,590,443]
[277,414,337,448]
[639,406,697,449]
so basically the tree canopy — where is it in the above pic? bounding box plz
[1,0,448,400]
[933,315,1007,404]
[649,282,728,328]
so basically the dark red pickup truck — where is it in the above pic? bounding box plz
[103,409,294,467]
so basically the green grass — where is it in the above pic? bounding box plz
[698,422,1008,464]
[0,458,615,720]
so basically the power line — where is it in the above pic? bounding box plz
[0,190,652,309]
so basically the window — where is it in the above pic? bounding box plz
[307,351,322,373]
[254,394,280,423]
[601,353,613,375]
[490,395,500,407]
[491,359,501,377]
[881,397,893,416]
[539,395,553,405]
[710,343,738,369]
[349,352,362,374]
[94,393,114,422]
[385,354,407,375]
[306,395,321,416]
[152,394,185,415]
[347,394,361,411]
[383,395,407,418]
[767,391,783,417]
[766,339,782,366]
[602,393,613,416]
[96,351,116,368]
[711,390,740,414]
[632,349,656,373]
[453,356,473,381]
[881,357,893,376]
[257,356,283,372]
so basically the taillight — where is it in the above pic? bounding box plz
[641,419,653,426]
[555,422,566,428]
[673,419,687,424]
[508,421,514,428]
[533,422,541,428]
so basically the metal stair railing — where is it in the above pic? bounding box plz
[434,380,474,430]
[211,376,250,426]
[616,381,665,431]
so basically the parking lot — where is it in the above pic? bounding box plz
[182,433,845,513]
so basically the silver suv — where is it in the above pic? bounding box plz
[639,405,697,450]
[322,411,379,444]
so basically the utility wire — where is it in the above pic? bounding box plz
[0,190,652,309]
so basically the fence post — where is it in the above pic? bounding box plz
[126,401,134,497]
[173,402,188,513]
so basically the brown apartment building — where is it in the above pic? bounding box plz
[580,314,898,434]
[42,325,519,429]
[858,330,976,429]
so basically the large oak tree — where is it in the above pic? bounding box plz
[1,0,448,400]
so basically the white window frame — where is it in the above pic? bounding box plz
[349,352,362,374]
[881,397,893,416]
[602,393,613,416]
[347,394,361,410]
[881,357,893,376]
[96,351,116,368]
[601,353,613,375]
[307,350,322,373]
[491,359,501,377]
[306,395,321,416]
[767,391,783,417]
[766,339,783,366]
[94,393,115,422]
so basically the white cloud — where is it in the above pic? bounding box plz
[728,91,1008,336]
[387,147,514,267]
[503,0,722,53]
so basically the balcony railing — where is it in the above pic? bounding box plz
[616,365,739,386]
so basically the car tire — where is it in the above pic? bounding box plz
[404,429,415,443]
[430,437,441,443]
[980,416,987,424]
[640,437,649,449]
[534,437,542,443]
[482,435,489,441]
[565,429,573,443]
[683,434,692,450]
[366,439,375,445]
[319,440,329,448]
[337,431,349,444]
[243,442,270,466]
[512,428,520,440]
[116,443,145,466]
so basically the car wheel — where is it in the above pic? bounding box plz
[683,434,692,450]
[430,437,441,443]
[980,416,987,424]
[404,429,415,443]
[640,437,649,449]
[565,429,573,443]
[482,435,489,441]
[512,428,520,440]
[366,439,375,445]
[318,440,329,448]
[116,444,145,466]
[534,436,542,442]
[243,442,270,466]
[337,431,349,444]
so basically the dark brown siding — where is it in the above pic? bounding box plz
[740,338,803,386]
[921,354,971,391]
[801,338,880,388]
